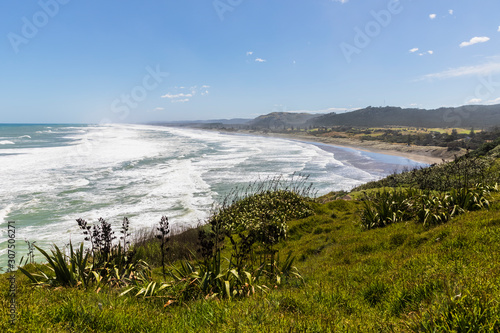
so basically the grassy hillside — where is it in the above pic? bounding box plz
[2,149,500,331]
[308,105,500,128]
[247,112,320,130]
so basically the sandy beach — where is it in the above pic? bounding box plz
[215,130,462,165]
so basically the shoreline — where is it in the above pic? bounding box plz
[206,129,459,165]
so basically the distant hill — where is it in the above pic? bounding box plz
[307,105,500,128]
[247,112,321,129]
[151,104,500,130]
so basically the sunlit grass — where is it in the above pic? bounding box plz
[3,193,500,331]
[3,153,500,332]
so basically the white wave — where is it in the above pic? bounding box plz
[0,140,14,145]
[0,204,13,225]
[71,178,90,187]
[18,135,31,139]
[0,123,425,268]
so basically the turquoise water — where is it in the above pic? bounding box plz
[0,124,426,267]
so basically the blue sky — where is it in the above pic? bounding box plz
[1,0,499,123]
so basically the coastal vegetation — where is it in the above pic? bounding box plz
[307,126,500,152]
[2,136,500,331]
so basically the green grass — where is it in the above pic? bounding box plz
[3,192,500,331]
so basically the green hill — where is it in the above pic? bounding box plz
[247,112,320,129]
[308,105,500,128]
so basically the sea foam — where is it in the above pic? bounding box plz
[0,123,424,267]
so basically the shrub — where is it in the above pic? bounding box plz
[361,185,492,230]
[19,243,90,288]
[206,175,314,274]
[355,155,499,192]
[20,218,146,289]
[360,189,412,229]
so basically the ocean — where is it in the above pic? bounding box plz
[0,123,425,266]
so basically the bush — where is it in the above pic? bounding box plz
[361,185,492,230]
[205,175,315,275]
[360,189,412,229]
[20,218,147,289]
[355,155,499,192]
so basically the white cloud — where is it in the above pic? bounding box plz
[161,85,210,102]
[409,48,419,53]
[420,61,500,80]
[154,107,164,111]
[429,14,436,19]
[246,51,253,56]
[161,92,192,103]
[498,26,500,32]
[467,98,482,104]
[459,36,490,48]
[255,58,266,63]
[449,9,454,15]
[486,97,500,104]
[418,50,433,56]
[161,93,193,99]
[333,0,349,3]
